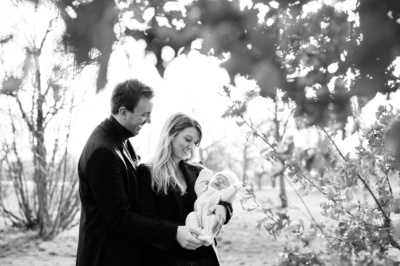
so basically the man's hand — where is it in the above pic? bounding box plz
[206,205,227,234]
[176,226,205,250]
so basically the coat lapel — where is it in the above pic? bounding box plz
[100,119,139,207]
[123,140,139,172]
[180,161,198,209]
[169,162,198,216]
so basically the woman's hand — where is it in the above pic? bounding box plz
[206,205,227,235]
[176,226,205,250]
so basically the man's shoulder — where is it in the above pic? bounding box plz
[78,122,119,164]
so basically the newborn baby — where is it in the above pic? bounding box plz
[186,168,243,246]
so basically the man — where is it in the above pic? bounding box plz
[76,79,220,266]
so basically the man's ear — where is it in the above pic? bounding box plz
[118,107,127,116]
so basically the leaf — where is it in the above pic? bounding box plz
[256,217,268,231]
[235,121,245,127]
[326,187,335,201]
[57,0,118,92]
[1,76,22,95]
[222,103,246,118]
[222,85,231,97]
[252,59,284,99]
[0,35,13,44]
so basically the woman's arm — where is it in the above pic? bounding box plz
[137,164,205,250]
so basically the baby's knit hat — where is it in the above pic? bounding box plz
[214,169,239,185]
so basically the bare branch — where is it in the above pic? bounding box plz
[15,96,37,138]
[39,14,58,52]
[284,174,332,246]
[322,129,392,225]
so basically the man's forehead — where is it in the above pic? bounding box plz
[135,97,153,112]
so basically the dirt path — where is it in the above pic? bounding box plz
[0,188,324,266]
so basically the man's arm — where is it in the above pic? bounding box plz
[87,148,177,249]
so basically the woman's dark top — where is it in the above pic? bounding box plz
[137,162,218,265]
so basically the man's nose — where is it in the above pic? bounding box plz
[146,115,151,124]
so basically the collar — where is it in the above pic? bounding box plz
[109,115,134,141]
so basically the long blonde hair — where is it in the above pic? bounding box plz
[150,113,202,195]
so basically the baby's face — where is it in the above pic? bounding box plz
[210,174,230,190]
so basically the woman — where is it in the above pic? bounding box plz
[138,113,231,266]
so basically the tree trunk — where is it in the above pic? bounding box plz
[279,174,287,208]
[271,176,276,188]
[34,58,50,236]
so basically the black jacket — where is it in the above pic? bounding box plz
[76,117,177,266]
[138,162,232,265]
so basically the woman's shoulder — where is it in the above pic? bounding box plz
[182,160,205,174]
[138,163,152,175]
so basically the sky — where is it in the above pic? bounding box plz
[68,38,244,162]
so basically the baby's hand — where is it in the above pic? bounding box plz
[233,181,244,189]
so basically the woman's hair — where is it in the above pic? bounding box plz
[150,112,202,195]
[110,79,154,114]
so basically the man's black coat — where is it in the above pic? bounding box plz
[76,117,177,266]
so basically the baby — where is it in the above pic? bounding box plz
[186,168,243,246]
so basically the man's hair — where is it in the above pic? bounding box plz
[110,79,154,115]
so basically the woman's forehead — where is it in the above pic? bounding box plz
[178,127,200,138]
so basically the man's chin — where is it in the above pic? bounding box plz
[134,127,142,135]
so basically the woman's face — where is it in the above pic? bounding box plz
[171,127,200,162]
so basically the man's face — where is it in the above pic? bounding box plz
[123,97,154,136]
[210,174,230,190]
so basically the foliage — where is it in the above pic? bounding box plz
[0,1,84,238]
[223,78,400,263]
[56,0,400,126]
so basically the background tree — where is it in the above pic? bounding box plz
[224,87,296,207]
[56,0,400,127]
[0,1,88,238]
[29,0,400,262]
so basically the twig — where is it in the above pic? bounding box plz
[322,129,391,225]
[284,174,332,246]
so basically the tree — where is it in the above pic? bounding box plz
[223,86,296,207]
[0,0,87,238]
[224,83,400,263]
[47,0,400,262]
[56,0,400,127]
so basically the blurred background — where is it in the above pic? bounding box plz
[2,0,400,265]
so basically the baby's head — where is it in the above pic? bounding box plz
[210,170,238,190]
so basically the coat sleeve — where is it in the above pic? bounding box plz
[86,148,177,250]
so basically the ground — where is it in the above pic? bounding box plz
[0,187,366,265]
